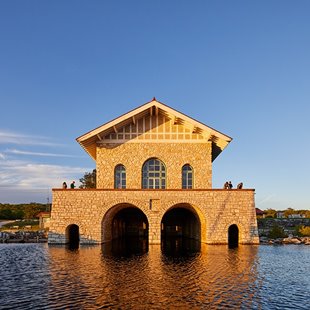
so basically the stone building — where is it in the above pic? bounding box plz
[48,98,259,246]
[37,211,51,229]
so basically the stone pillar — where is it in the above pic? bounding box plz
[148,201,162,244]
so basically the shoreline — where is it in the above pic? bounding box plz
[0,229,47,243]
[259,236,310,245]
[1,238,47,243]
[1,236,309,245]
[0,220,15,228]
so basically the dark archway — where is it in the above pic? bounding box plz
[112,207,148,239]
[161,205,201,255]
[106,206,149,256]
[66,224,79,248]
[228,224,239,248]
[101,203,149,243]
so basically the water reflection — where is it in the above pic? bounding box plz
[161,236,201,257]
[1,242,309,309]
[102,236,148,258]
[47,239,260,309]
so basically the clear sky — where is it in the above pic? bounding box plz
[0,0,309,210]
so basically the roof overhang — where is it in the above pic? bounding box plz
[76,98,232,161]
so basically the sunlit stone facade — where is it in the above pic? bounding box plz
[96,142,212,189]
[48,99,259,245]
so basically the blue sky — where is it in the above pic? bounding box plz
[0,1,309,210]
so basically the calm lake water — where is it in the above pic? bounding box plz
[0,240,309,309]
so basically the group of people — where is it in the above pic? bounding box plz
[62,181,75,189]
[223,181,243,189]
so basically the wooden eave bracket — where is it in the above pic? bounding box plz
[155,106,159,116]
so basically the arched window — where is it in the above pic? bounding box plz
[114,165,126,189]
[182,164,193,189]
[142,158,166,189]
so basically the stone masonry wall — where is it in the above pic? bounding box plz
[96,142,212,189]
[48,189,259,245]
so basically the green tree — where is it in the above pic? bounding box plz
[23,203,45,219]
[265,208,277,218]
[268,224,287,239]
[295,210,310,218]
[0,208,14,219]
[0,203,46,220]
[79,169,96,188]
[299,226,310,236]
[15,210,25,219]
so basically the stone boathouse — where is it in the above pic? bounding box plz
[48,98,259,246]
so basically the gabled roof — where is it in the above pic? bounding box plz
[76,98,232,161]
[256,208,265,215]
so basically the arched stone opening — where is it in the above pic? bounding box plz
[65,224,79,248]
[161,203,201,240]
[228,224,239,248]
[113,207,148,239]
[161,204,201,254]
[101,203,149,243]
[101,204,149,255]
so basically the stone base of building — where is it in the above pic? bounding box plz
[48,189,259,245]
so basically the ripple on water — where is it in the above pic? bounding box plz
[0,243,309,309]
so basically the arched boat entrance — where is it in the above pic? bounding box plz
[102,204,149,241]
[101,204,149,254]
[161,204,201,254]
[66,224,79,248]
[112,206,148,239]
[228,224,239,248]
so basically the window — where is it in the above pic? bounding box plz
[114,165,126,189]
[182,164,193,189]
[142,158,166,189]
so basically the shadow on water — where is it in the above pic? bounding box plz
[161,237,201,258]
[65,243,80,251]
[101,236,201,259]
[101,236,148,258]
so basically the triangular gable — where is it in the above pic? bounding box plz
[76,98,232,161]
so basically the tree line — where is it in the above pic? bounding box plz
[263,208,310,218]
[0,203,49,220]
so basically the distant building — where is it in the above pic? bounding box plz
[276,211,285,219]
[36,212,51,229]
[288,214,305,219]
[255,208,265,218]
